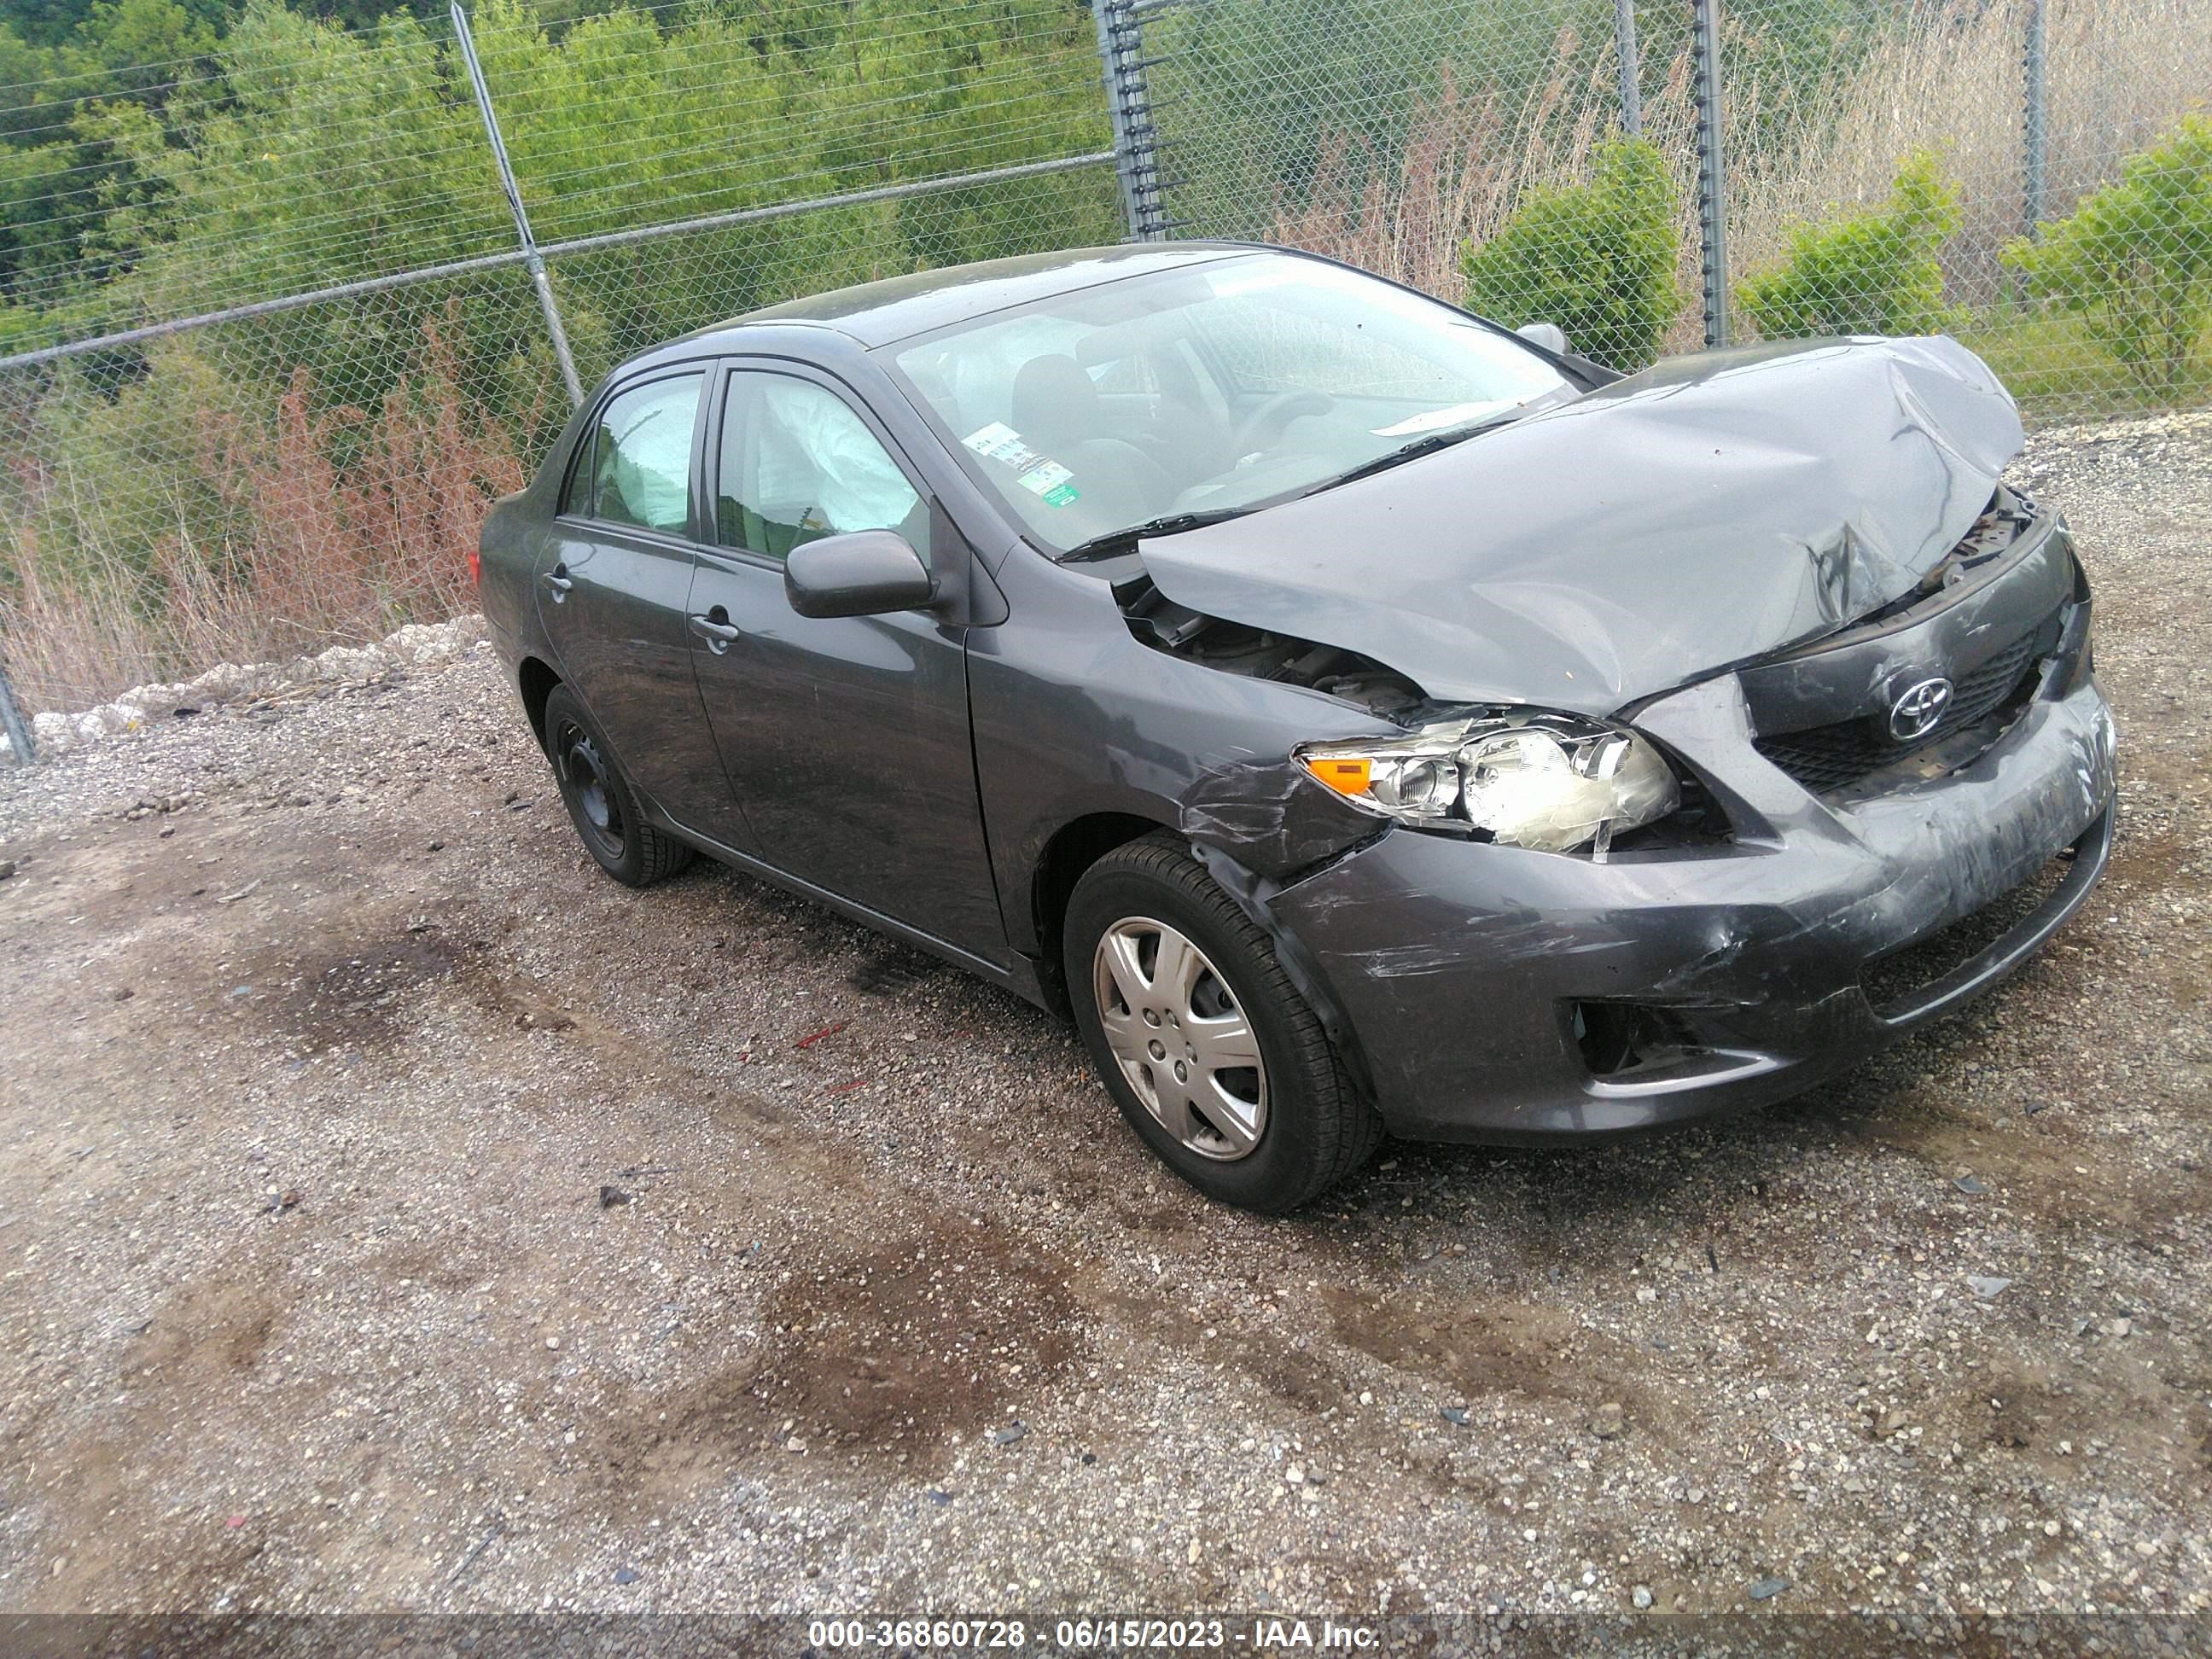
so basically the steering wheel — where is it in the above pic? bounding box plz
[1232,390,1334,454]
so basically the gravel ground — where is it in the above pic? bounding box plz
[1,412,2207,1623]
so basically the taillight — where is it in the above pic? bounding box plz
[468,547,481,586]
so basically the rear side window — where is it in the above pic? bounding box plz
[579,373,702,534]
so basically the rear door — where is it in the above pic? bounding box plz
[684,361,1003,954]
[533,366,748,843]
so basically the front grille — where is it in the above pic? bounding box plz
[1755,630,2042,795]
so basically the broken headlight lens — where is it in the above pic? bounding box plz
[1296,714,1681,854]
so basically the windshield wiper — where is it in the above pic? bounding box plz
[1302,412,1524,497]
[1059,507,1253,562]
[1057,404,1545,560]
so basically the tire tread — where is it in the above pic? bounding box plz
[635,818,694,883]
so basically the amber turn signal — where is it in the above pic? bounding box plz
[1301,755,1372,795]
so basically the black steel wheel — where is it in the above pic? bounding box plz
[542,684,692,888]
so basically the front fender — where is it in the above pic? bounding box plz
[970,550,1392,956]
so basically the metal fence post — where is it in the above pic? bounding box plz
[451,1,584,410]
[1093,0,1169,242]
[1615,0,1643,137]
[0,661,33,766]
[1691,0,1731,348]
[2023,0,2048,236]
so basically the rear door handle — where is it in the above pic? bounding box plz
[690,613,742,654]
[542,568,573,601]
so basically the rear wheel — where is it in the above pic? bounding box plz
[543,684,692,888]
[1063,832,1379,1212]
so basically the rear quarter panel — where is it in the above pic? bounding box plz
[477,492,536,667]
[478,402,590,690]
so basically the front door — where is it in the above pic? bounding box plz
[684,364,1003,955]
[533,366,745,842]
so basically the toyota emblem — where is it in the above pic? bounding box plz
[1887,676,1954,743]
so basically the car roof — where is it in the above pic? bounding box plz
[657,242,1261,358]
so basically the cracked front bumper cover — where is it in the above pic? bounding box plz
[1266,665,2118,1143]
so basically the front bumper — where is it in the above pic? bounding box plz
[1269,649,2118,1144]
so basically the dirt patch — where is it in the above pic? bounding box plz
[846,944,949,998]
[600,1219,1081,1493]
[754,1220,1081,1445]
[138,1275,281,1383]
[1237,1342,1347,1414]
[1326,1285,1583,1405]
[266,932,463,1056]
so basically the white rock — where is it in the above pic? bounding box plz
[313,644,384,681]
[19,610,489,759]
[187,663,252,702]
[389,621,468,664]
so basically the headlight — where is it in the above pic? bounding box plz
[1296,713,1681,854]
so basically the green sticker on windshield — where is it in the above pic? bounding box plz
[1041,482,1080,507]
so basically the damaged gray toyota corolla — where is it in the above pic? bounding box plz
[477,243,2117,1213]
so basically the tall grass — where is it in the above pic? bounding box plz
[1,309,530,713]
[1266,31,1707,352]
[1266,0,2212,379]
[1725,0,2212,317]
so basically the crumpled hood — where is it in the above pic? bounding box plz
[1138,335,2023,716]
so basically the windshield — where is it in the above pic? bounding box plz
[886,252,1575,554]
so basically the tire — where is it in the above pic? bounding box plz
[542,683,692,888]
[1062,831,1380,1212]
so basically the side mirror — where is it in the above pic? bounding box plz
[1516,321,1569,355]
[783,530,935,620]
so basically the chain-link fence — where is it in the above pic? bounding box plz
[1135,0,1699,322]
[1714,0,2212,412]
[4,0,2210,751]
[0,0,1117,742]
[1134,0,2212,397]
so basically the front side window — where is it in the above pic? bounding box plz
[886,252,1575,554]
[717,371,930,565]
[587,373,702,534]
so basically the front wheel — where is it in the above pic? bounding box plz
[1062,833,1379,1212]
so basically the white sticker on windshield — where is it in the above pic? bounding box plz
[1016,460,1073,495]
[967,422,1080,504]
[963,420,1045,473]
[1371,399,1515,438]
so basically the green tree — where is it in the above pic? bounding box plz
[3,0,1122,674]
[2004,114,2212,393]
[0,22,64,143]
[3,0,105,48]
[1459,136,1683,371]
[0,140,83,305]
[1738,150,1961,340]
[63,0,222,82]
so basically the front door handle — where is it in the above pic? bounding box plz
[690,612,742,654]
[542,565,573,602]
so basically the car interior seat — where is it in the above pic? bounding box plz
[1009,353,1174,525]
